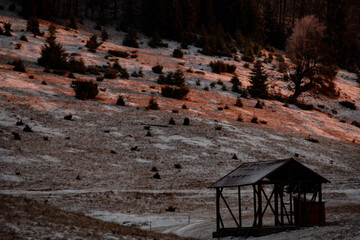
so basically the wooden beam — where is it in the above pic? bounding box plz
[261,186,276,217]
[220,191,239,227]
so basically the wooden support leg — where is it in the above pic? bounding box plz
[238,186,242,228]
[319,184,323,226]
[253,185,257,227]
[258,184,262,227]
[216,188,220,231]
[274,184,279,226]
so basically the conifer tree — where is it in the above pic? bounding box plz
[123,28,139,48]
[86,33,100,52]
[27,16,43,37]
[248,61,268,99]
[38,36,68,70]
[101,28,109,42]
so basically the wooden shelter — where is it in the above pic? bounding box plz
[209,158,330,238]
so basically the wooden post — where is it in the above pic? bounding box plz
[303,191,307,225]
[298,182,302,226]
[274,184,279,226]
[319,183,323,226]
[280,185,284,225]
[253,185,257,227]
[258,184,262,227]
[216,188,219,231]
[238,186,242,228]
[290,188,293,224]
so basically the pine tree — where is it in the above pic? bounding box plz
[86,33,100,52]
[38,36,68,70]
[27,16,43,37]
[123,28,139,48]
[248,61,268,99]
[101,28,109,42]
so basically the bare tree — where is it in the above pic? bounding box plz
[286,15,338,102]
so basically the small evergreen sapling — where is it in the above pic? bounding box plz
[86,33,100,52]
[27,17,44,37]
[101,28,109,42]
[235,96,243,107]
[38,36,68,70]
[123,28,139,48]
[116,95,125,106]
[147,96,159,110]
[248,61,268,99]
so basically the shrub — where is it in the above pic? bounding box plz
[161,86,189,99]
[104,67,117,79]
[235,96,243,107]
[158,69,185,86]
[131,69,143,78]
[68,72,76,79]
[148,32,168,48]
[209,61,236,74]
[12,59,26,72]
[116,95,125,106]
[108,50,129,58]
[237,114,243,122]
[172,47,184,58]
[68,16,77,29]
[183,118,190,125]
[169,117,175,125]
[112,63,129,79]
[153,173,160,179]
[242,53,255,63]
[96,76,104,82]
[351,121,360,128]
[295,102,314,110]
[20,35,28,42]
[87,65,100,75]
[152,65,163,74]
[15,43,22,49]
[339,100,356,110]
[85,34,100,52]
[38,37,68,70]
[231,76,242,93]
[147,96,159,110]
[48,23,57,37]
[123,28,139,48]
[278,62,289,73]
[101,28,109,42]
[68,57,86,74]
[27,17,44,37]
[251,116,258,123]
[71,80,99,100]
[3,22,12,36]
[255,100,265,109]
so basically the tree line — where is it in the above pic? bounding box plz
[12,0,360,71]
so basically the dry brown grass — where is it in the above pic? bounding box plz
[0,194,198,240]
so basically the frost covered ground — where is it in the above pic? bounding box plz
[0,8,360,240]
